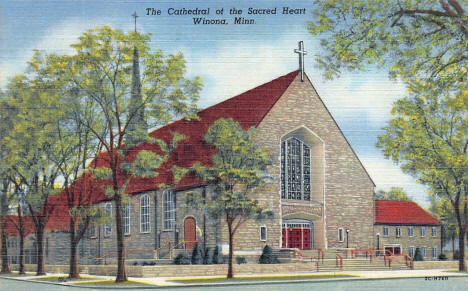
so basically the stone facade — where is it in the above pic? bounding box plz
[375,224,441,260]
[4,71,377,265]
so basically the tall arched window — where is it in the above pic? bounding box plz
[140,194,150,233]
[163,190,175,230]
[281,137,311,200]
[123,201,131,235]
[104,202,112,236]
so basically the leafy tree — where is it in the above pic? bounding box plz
[2,72,68,275]
[374,187,410,200]
[430,196,458,253]
[308,0,467,91]
[42,26,202,282]
[376,80,467,271]
[186,118,272,279]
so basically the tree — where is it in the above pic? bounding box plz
[374,187,410,200]
[2,72,68,275]
[43,26,202,282]
[376,80,467,271]
[308,0,467,91]
[186,118,272,279]
[430,196,458,255]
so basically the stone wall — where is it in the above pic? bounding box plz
[9,262,317,277]
[375,224,441,258]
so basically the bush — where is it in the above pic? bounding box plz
[438,253,448,261]
[236,256,247,264]
[203,247,211,265]
[132,261,138,266]
[212,245,222,264]
[453,250,460,260]
[174,253,191,265]
[191,242,203,265]
[259,245,279,264]
[413,248,423,261]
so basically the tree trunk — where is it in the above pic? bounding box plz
[114,195,127,282]
[19,231,25,275]
[458,227,466,271]
[227,221,233,279]
[452,234,455,255]
[0,216,10,273]
[68,219,80,279]
[35,227,46,275]
[18,208,25,275]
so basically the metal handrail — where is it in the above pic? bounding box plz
[335,254,343,270]
[316,248,324,263]
[167,240,198,259]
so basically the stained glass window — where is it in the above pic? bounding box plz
[281,137,311,201]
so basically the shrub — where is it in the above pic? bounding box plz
[236,256,247,264]
[413,248,423,261]
[132,261,138,266]
[259,245,279,264]
[438,253,448,261]
[203,247,211,265]
[453,250,460,260]
[174,253,191,265]
[191,242,203,265]
[212,245,222,264]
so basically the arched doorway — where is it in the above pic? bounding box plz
[184,217,197,250]
[282,219,314,250]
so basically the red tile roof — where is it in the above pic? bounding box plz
[375,200,440,225]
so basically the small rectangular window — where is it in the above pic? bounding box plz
[338,228,344,242]
[123,202,131,235]
[383,227,389,237]
[431,227,437,236]
[422,247,427,258]
[88,225,97,238]
[396,227,401,237]
[163,190,175,230]
[420,226,426,236]
[408,226,414,237]
[432,247,437,258]
[408,246,415,258]
[260,226,267,241]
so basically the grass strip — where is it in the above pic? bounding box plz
[169,273,358,283]
[74,279,153,286]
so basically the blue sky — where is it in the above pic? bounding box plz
[0,0,432,207]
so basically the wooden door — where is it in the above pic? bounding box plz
[184,217,196,250]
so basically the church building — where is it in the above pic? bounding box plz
[5,43,379,265]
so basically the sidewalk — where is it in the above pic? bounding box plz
[0,269,467,288]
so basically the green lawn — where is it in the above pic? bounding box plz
[74,279,153,287]
[34,275,98,282]
[169,273,358,283]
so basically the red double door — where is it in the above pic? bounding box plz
[282,226,311,250]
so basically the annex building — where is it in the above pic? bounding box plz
[4,68,441,265]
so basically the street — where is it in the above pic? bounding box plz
[0,276,466,291]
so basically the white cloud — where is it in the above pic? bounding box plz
[1,17,138,88]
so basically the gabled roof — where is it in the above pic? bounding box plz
[375,200,440,225]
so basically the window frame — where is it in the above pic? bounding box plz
[420,226,426,237]
[408,226,414,237]
[383,226,389,237]
[432,247,437,259]
[431,226,437,236]
[104,202,112,237]
[422,247,427,258]
[338,228,344,242]
[123,201,131,235]
[260,225,267,241]
[281,137,311,201]
[163,190,175,230]
[408,246,415,258]
[140,194,151,233]
[395,226,401,237]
